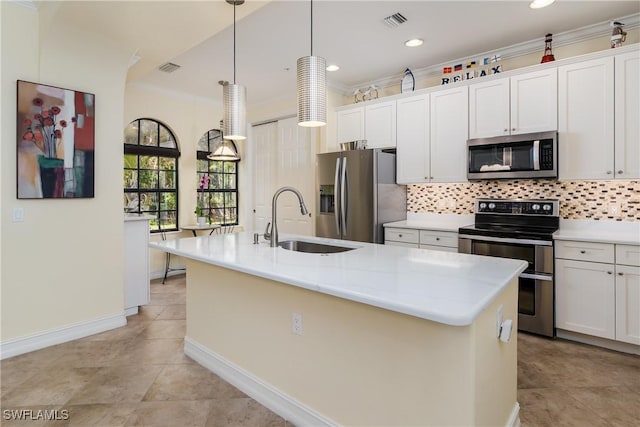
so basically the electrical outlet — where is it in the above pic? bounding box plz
[12,207,24,223]
[292,313,303,335]
[448,199,457,209]
[608,202,621,217]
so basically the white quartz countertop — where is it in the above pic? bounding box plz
[124,213,155,222]
[384,213,474,232]
[554,219,640,245]
[149,232,526,326]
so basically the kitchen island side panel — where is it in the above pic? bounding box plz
[185,260,518,426]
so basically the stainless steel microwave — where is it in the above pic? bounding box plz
[467,131,558,180]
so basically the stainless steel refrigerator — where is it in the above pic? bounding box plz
[316,148,406,244]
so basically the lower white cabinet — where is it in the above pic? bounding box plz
[385,227,458,252]
[124,217,151,314]
[555,240,640,344]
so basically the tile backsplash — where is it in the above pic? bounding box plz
[408,180,640,222]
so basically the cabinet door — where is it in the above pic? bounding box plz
[365,100,397,148]
[510,69,557,135]
[469,77,510,138]
[614,51,640,179]
[556,259,615,339]
[336,107,365,143]
[124,220,150,310]
[430,86,468,183]
[558,57,614,180]
[615,264,640,345]
[396,94,429,183]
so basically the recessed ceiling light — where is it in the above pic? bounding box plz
[404,38,424,48]
[326,64,340,72]
[529,0,555,9]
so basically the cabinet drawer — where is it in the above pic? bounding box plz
[419,230,458,248]
[386,241,419,248]
[555,240,615,263]
[616,244,640,267]
[385,228,419,244]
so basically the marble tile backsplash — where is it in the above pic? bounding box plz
[408,180,640,221]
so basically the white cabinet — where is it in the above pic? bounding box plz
[468,69,557,139]
[430,86,468,183]
[124,217,151,315]
[385,227,458,253]
[365,100,396,148]
[336,100,396,148]
[614,50,640,179]
[558,57,615,180]
[396,94,429,184]
[556,240,640,345]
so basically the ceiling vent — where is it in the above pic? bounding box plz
[158,62,181,73]
[383,12,407,28]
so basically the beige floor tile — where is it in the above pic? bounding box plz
[109,338,184,366]
[47,339,135,368]
[148,292,186,306]
[518,388,613,427]
[205,397,285,427]
[155,304,186,320]
[80,319,151,342]
[65,403,137,427]
[124,400,213,426]
[143,364,245,402]
[568,386,640,427]
[66,365,162,405]
[2,367,100,406]
[138,320,186,339]
[130,305,166,321]
[151,282,186,294]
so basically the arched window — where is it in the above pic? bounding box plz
[196,129,239,226]
[124,119,180,232]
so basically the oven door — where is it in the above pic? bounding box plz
[518,273,554,337]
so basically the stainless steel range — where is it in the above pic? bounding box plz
[458,199,559,337]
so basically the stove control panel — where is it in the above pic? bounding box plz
[476,199,559,216]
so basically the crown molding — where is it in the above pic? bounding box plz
[345,12,640,95]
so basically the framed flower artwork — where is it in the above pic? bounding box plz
[17,80,95,199]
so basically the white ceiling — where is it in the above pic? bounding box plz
[45,1,640,110]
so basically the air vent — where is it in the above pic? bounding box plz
[158,62,181,73]
[383,12,407,28]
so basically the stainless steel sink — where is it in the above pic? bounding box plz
[278,240,355,254]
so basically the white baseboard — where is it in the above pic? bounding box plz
[0,312,126,360]
[556,329,640,355]
[124,306,139,316]
[184,337,337,427]
[507,402,521,427]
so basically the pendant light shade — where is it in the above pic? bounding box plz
[207,139,241,162]
[222,82,246,140]
[297,0,327,127]
[222,0,246,140]
[297,55,327,127]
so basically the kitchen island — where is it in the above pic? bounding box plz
[150,232,527,426]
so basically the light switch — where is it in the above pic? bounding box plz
[13,207,24,222]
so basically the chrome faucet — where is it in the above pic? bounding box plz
[264,186,309,247]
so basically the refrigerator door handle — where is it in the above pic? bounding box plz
[341,157,348,236]
[334,157,341,234]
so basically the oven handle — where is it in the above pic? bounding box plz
[520,273,553,281]
[458,234,553,247]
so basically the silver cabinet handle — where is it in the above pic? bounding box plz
[580,250,586,254]
[436,237,440,241]
[607,271,613,275]
[512,128,516,131]
[399,234,403,238]
[504,128,508,132]
[618,170,623,174]
[618,272,624,276]
[606,171,613,174]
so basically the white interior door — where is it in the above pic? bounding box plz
[252,122,277,234]
[276,117,315,236]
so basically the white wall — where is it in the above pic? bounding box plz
[1,2,131,347]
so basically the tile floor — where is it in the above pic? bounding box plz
[1,274,638,426]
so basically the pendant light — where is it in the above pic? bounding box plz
[297,0,327,127]
[222,0,246,140]
[208,121,241,162]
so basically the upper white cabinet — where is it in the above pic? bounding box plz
[396,94,429,184]
[336,100,396,148]
[614,50,640,179]
[396,87,468,184]
[336,106,365,143]
[558,57,615,180]
[469,68,557,139]
[365,100,397,148]
[430,86,468,183]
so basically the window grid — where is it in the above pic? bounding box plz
[196,129,239,226]
[124,119,180,233]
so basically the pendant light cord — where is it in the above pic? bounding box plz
[310,0,313,56]
[233,0,237,84]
